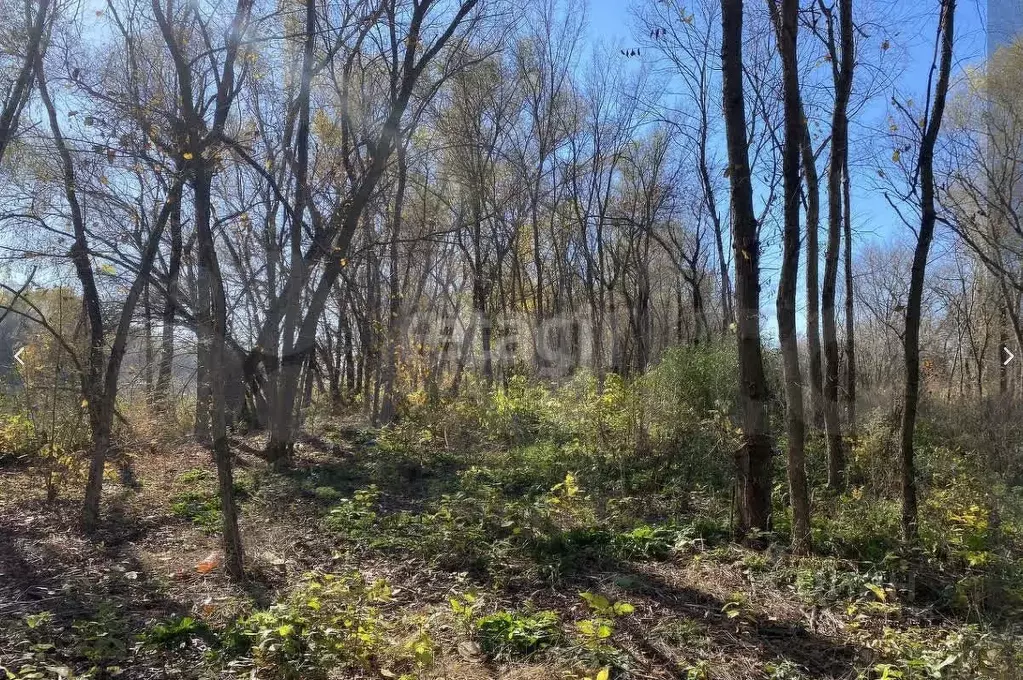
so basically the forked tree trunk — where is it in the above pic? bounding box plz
[0,0,50,165]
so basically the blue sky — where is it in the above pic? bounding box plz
[582,0,991,242]
[578,0,996,337]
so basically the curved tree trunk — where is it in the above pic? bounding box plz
[901,0,955,542]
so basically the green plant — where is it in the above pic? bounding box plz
[175,468,210,484]
[324,485,380,538]
[574,592,634,656]
[169,490,222,533]
[22,613,53,631]
[70,606,128,666]
[141,615,215,649]
[474,609,561,658]
[721,592,755,624]
[448,592,481,634]
[224,572,392,679]
[684,660,711,679]
[613,524,678,559]
[765,659,808,680]
[404,628,435,671]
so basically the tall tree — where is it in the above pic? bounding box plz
[769,0,811,554]
[255,0,485,463]
[821,0,854,489]
[900,0,956,542]
[152,0,255,577]
[720,0,774,537]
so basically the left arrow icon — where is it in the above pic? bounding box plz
[14,347,24,366]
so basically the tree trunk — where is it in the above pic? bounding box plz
[801,117,825,430]
[380,149,409,423]
[823,0,854,489]
[156,181,183,407]
[143,281,154,402]
[195,263,213,444]
[721,0,774,538]
[843,154,857,436]
[770,0,811,554]
[901,0,955,543]
[195,163,244,579]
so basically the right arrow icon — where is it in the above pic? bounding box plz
[1004,347,1015,366]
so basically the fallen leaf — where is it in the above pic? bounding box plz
[196,551,221,574]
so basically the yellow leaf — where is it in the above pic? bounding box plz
[892,149,901,163]
[183,152,194,160]
[866,583,887,602]
[596,669,610,680]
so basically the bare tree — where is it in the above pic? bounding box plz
[721,0,774,538]
[899,0,956,541]
[769,0,811,554]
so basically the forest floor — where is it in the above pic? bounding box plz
[0,419,1020,680]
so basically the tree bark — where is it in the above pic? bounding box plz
[901,0,955,542]
[770,0,811,554]
[156,181,183,407]
[843,154,857,435]
[801,116,825,429]
[194,164,244,579]
[0,0,50,165]
[721,0,775,538]
[380,148,409,423]
[823,0,854,489]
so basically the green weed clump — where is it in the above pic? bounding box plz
[474,608,561,658]
[222,572,395,678]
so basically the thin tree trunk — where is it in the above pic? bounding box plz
[901,0,955,543]
[721,0,774,538]
[195,164,244,579]
[843,154,857,436]
[156,181,183,407]
[823,0,854,489]
[380,148,409,423]
[801,118,824,429]
[143,281,154,402]
[37,57,108,532]
[0,0,50,165]
[770,0,811,554]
